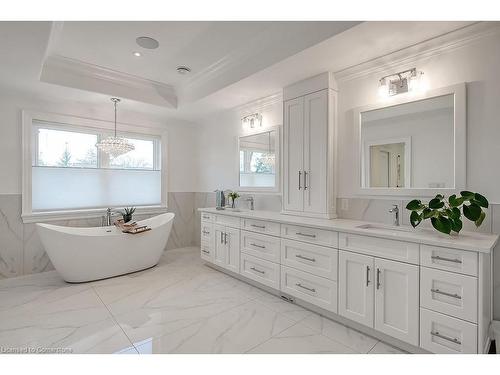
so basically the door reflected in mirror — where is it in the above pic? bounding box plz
[239,130,277,189]
[361,94,454,189]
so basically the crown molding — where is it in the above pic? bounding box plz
[40,54,178,108]
[334,22,500,83]
[234,92,283,116]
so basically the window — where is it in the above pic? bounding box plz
[22,112,167,222]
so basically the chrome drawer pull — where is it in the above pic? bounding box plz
[298,171,302,190]
[295,254,316,262]
[431,255,462,264]
[251,224,266,229]
[295,283,316,293]
[250,266,265,274]
[202,215,210,220]
[296,232,316,238]
[250,243,266,249]
[376,268,381,290]
[224,232,228,245]
[366,266,370,287]
[431,288,462,299]
[431,331,461,345]
[202,249,210,254]
[202,230,210,235]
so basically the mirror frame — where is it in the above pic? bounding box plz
[238,126,281,193]
[354,83,466,197]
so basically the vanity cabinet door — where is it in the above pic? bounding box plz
[338,251,374,327]
[214,224,227,268]
[303,89,328,215]
[283,96,304,212]
[225,226,240,274]
[374,258,419,346]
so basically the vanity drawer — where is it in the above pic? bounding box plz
[214,214,240,228]
[200,240,214,262]
[281,239,338,280]
[338,232,419,265]
[281,224,338,248]
[242,218,281,236]
[241,231,281,263]
[201,212,214,222]
[420,308,477,354]
[240,253,280,290]
[280,265,337,313]
[421,267,477,323]
[420,245,477,276]
[200,222,214,243]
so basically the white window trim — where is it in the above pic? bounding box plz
[22,110,168,223]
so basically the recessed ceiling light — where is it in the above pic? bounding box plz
[176,66,191,75]
[136,36,159,49]
[133,51,142,57]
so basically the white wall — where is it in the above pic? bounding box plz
[196,100,283,192]
[0,90,199,195]
[337,32,500,202]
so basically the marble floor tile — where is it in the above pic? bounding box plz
[94,264,255,344]
[368,341,406,354]
[301,313,379,353]
[0,284,133,354]
[135,300,295,353]
[248,323,357,354]
[253,292,313,322]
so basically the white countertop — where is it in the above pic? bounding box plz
[199,207,499,253]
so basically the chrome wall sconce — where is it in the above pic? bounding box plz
[378,68,424,97]
[241,113,263,129]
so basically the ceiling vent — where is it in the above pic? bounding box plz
[136,36,159,49]
[176,66,191,75]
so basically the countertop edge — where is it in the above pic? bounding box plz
[198,208,499,253]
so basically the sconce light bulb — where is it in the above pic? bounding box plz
[378,78,389,98]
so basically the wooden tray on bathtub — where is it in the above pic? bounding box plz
[114,220,152,234]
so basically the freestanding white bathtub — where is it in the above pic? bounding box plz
[36,212,175,283]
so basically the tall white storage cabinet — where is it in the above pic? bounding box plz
[283,72,337,219]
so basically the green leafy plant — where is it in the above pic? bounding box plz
[121,207,136,223]
[227,192,240,208]
[406,191,488,235]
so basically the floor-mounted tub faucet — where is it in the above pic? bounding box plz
[103,208,121,226]
[389,205,400,226]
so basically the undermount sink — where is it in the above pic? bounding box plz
[356,223,415,233]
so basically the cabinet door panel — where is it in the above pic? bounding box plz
[225,227,240,274]
[283,97,304,212]
[338,250,374,327]
[374,258,419,346]
[303,90,328,214]
[214,225,226,268]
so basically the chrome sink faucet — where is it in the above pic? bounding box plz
[246,196,255,210]
[389,205,400,226]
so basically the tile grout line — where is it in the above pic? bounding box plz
[91,285,138,354]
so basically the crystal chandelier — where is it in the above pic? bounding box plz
[262,131,275,168]
[96,98,135,158]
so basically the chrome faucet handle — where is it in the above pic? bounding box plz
[388,205,399,213]
[388,205,400,226]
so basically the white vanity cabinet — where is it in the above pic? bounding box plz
[283,73,337,219]
[213,224,240,274]
[199,209,496,354]
[338,250,419,346]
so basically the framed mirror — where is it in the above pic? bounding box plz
[354,83,466,196]
[238,128,280,192]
